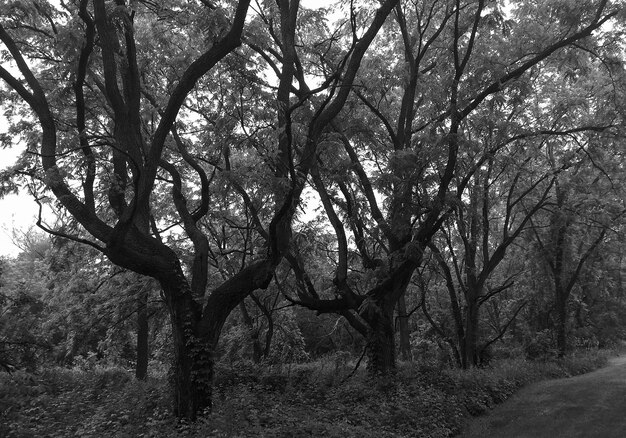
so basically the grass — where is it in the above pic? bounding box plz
[0,349,612,438]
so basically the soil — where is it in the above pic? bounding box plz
[458,355,626,438]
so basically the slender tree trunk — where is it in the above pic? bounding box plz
[448,339,463,368]
[136,284,149,380]
[555,289,568,357]
[396,291,412,361]
[551,185,569,357]
[263,311,274,359]
[250,293,275,360]
[239,300,263,363]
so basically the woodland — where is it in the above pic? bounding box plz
[0,0,625,436]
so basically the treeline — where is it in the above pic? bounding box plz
[0,0,625,420]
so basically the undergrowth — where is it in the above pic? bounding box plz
[0,349,611,437]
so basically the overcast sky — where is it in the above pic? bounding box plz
[0,147,38,257]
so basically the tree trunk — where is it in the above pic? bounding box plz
[555,290,568,357]
[170,321,214,420]
[463,294,480,369]
[250,293,276,360]
[396,291,412,361]
[135,284,149,380]
[365,304,396,374]
[160,273,210,420]
[263,309,274,359]
[363,260,418,373]
[239,300,263,363]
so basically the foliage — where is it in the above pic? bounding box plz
[0,0,625,421]
[0,234,164,372]
[0,350,612,437]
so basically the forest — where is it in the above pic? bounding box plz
[0,0,625,436]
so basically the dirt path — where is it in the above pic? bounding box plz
[459,355,626,438]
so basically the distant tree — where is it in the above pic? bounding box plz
[425,158,551,368]
[0,236,51,372]
[0,228,162,375]
[528,152,625,356]
[422,22,626,366]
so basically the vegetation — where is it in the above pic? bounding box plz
[0,0,625,435]
[0,350,612,437]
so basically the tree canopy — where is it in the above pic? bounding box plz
[1,0,625,422]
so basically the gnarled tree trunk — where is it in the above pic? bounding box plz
[364,302,396,374]
[161,258,274,419]
[362,262,417,374]
[239,300,263,363]
[160,272,207,419]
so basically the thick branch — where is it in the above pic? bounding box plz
[144,0,252,208]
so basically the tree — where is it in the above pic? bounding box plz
[420,20,626,366]
[522,25,626,355]
[528,149,625,356]
[285,0,618,373]
[425,155,551,368]
[0,0,399,419]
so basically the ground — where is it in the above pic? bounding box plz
[459,355,626,438]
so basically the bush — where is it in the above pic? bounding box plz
[557,349,609,376]
[525,329,558,360]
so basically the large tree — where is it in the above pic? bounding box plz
[286,0,618,372]
[0,0,399,419]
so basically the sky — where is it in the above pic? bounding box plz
[0,147,39,257]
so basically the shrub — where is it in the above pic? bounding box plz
[525,329,558,360]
